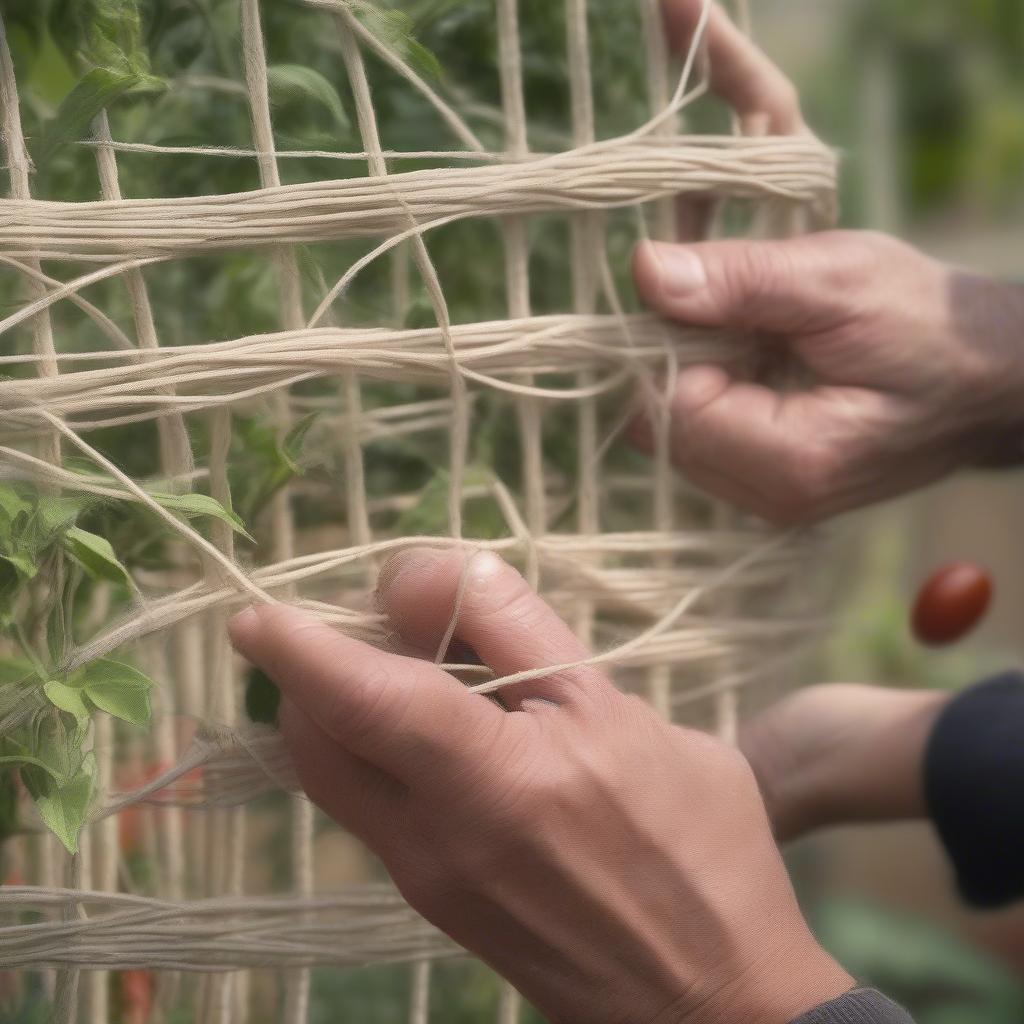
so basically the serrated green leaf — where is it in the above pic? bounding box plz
[62,527,131,587]
[43,680,91,731]
[24,753,96,854]
[148,491,255,543]
[80,659,154,728]
[37,67,140,162]
[268,64,350,132]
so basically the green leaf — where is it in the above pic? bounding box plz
[48,0,157,80]
[0,484,32,528]
[403,37,443,82]
[348,2,442,81]
[229,414,318,523]
[35,493,87,539]
[0,552,37,582]
[397,465,508,539]
[62,527,131,587]
[79,659,154,728]
[268,64,350,131]
[37,67,141,163]
[0,657,37,686]
[148,491,255,544]
[43,680,91,731]
[283,413,320,473]
[16,708,85,787]
[23,753,96,854]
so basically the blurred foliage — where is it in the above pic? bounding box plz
[858,0,1024,218]
[801,0,1024,225]
[816,901,1024,1024]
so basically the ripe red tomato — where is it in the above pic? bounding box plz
[912,562,993,646]
[119,970,154,1024]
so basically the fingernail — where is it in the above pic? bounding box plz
[228,605,260,646]
[377,546,444,594]
[467,550,507,585]
[651,243,707,296]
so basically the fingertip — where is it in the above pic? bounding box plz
[377,545,448,599]
[228,604,262,653]
[632,240,662,304]
[466,550,514,587]
[229,602,320,660]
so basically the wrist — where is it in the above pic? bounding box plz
[668,933,853,1024]
[804,689,949,832]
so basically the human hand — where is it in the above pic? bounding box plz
[661,0,806,137]
[230,549,851,1024]
[740,684,949,843]
[631,230,1024,524]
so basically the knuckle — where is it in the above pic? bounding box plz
[724,244,792,323]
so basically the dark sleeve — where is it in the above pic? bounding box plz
[790,989,915,1023]
[923,669,1024,909]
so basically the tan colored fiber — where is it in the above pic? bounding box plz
[0,1,837,1020]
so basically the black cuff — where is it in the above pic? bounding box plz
[790,988,914,1023]
[924,670,1024,909]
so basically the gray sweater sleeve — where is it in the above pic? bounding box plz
[790,989,915,1024]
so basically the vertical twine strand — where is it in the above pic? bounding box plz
[239,3,308,1022]
[0,12,66,1009]
[565,0,602,647]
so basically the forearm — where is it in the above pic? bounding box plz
[742,685,950,843]
[749,671,1024,910]
[794,689,947,835]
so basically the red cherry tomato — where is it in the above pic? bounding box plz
[119,970,154,1024]
[912,562,993,646]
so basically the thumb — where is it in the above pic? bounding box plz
[633,236,850,335]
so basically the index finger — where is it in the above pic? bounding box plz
[377,548,611,712]
[662,0,804,135]
[229,604,505,784]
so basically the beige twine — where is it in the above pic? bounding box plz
[0,1,837,1020]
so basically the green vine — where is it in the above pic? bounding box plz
[0,478,250,853]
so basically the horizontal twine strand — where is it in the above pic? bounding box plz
[0,135,836,261]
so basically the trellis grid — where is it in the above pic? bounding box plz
[0,1,837,1021]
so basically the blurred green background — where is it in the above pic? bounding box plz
[759,3,1024,1022]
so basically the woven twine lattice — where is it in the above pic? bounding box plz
[0,0,838,1021]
